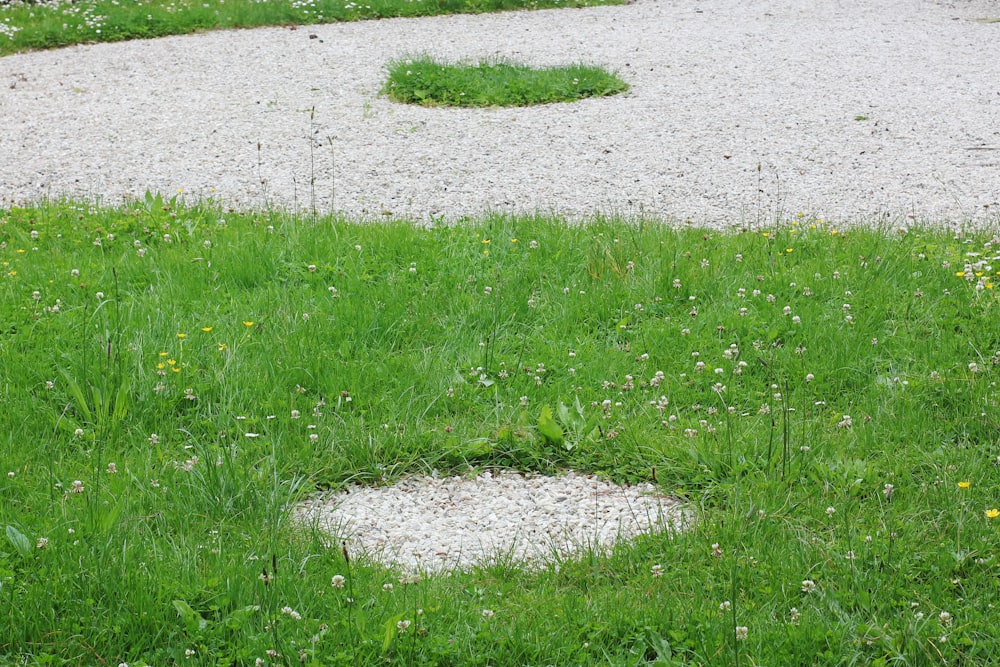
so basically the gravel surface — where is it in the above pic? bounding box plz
[3,0,999,226]
[296,470,684,571]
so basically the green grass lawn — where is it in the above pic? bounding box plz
[383,56,629,107]
[4,2,1000,665]
[3,198,1000,665]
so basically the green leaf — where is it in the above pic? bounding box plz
[225,605,260,631]
[537,405,564,446]
[172,599,209,633]
[5,525,32,559]
[556,401,572,427]
[382,612,407,653]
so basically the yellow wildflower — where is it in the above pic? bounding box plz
[986,508,999,519]
[958,481,971,489]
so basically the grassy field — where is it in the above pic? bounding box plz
[0,0,621,56]
[2,197,1000,665]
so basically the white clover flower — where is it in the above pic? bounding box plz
[801,579,817,593]
[735,626,748,641]
[482,609,495,618]
[331,574,345,589]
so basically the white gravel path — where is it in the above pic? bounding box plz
[2,0,999,226]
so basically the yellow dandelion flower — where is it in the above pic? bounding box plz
[483,250,489,256]
[218,343,228,351]
[7,271,15,276]
[167,359,176,366]
[958,481,971,489]
[482,239,491,244]
[159,352,168,357]
[986,508,999,519]
[202,327,213,332]
[17,249,25,254]
[177,333,187,339]
[976,272,984,277]
[987,283,994,289]
[510,238,518,243]
[243,321,255,327]
[171,367,181,373]
[156,362,165,370]
[956,272,966,278]
[785,248,793,254]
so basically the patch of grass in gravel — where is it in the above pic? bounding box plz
[383,56,629,107]
[4,199,1000,664]
[0,0,623,56]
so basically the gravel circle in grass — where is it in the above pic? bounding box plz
[296,470,685,572]
[1,0,999,225]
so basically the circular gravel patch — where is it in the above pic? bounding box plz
[296,470,685,572]
[1,0,999,226]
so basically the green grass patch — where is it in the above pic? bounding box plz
[3,199,1000,664]
[0,0,624,56]
[383,56,629,107]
